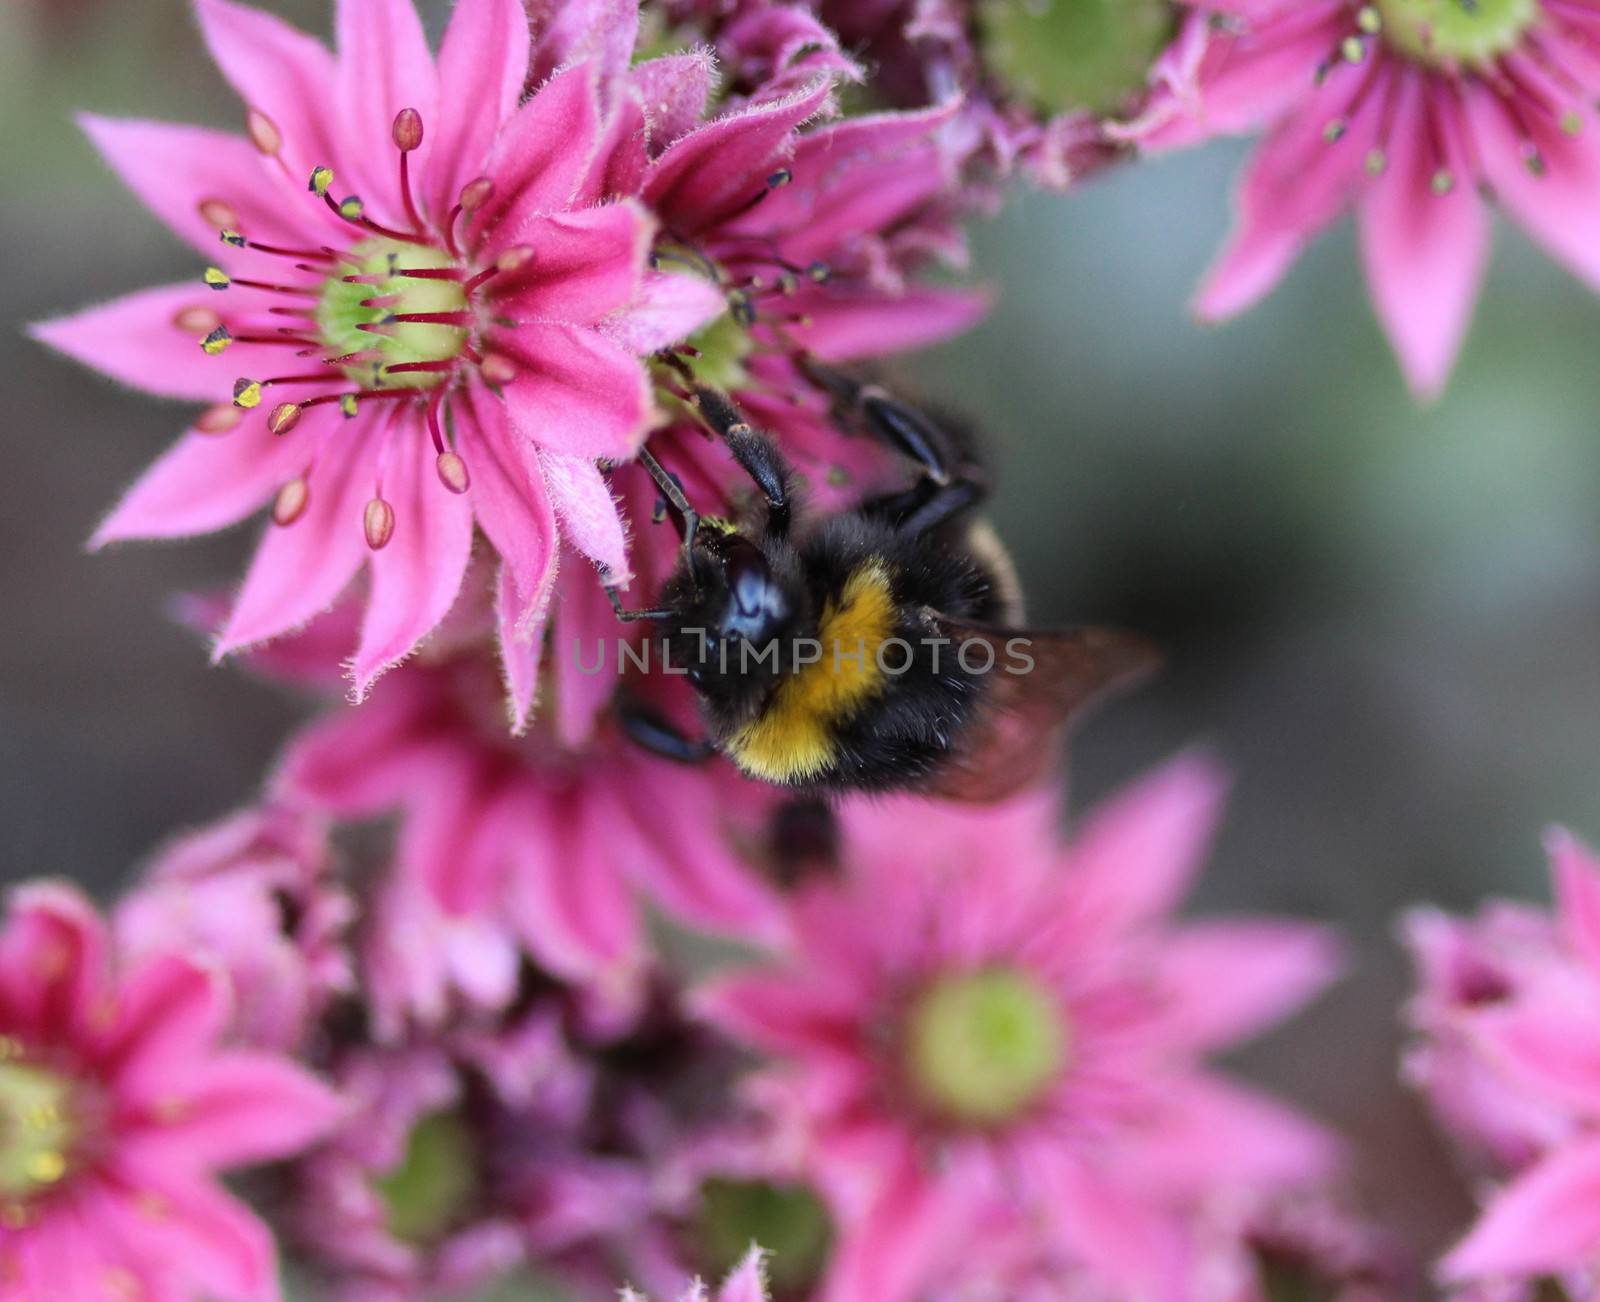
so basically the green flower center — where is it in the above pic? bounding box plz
[976,0,1174,117]
[902,968,1067,1127]
[316,238,470,391]
[0,1054,78,1211]
[1374,0,1539,66]
[693,1178,833,1299]
[373,1110,478,1244]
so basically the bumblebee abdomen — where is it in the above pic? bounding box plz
[724,559,897,784]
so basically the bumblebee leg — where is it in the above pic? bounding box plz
[683,383,791,538]
[639,446,699,553]
[795,355,958,487]
[616,700,717,764]
[893,477,985,538]
[605,585,674,624]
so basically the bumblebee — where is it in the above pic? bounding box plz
[608,359,1157,800]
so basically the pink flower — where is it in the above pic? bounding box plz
[0,880,340,1302]
[1135,0,1600,398]
[1401,897,1580,1177]
[697,756,1344,1302]
[265,606,784,1023]
[1408,830,1600,1289]
[34,0,706,698]
[621,1247,771,1302]
[114,803,353,1052]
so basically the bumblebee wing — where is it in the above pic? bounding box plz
[923,620,1161,803]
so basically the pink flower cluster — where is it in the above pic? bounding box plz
[1404,831,1600,1295]
[25,0,1600,1296]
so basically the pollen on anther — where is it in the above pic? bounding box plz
[338,196,365,221]
[204,267,231,291]
[201,326,233,356]
[246,108,282,157]
[436,450,470,494]
[272,478,310,526]
[308,166,334,197]
[198,198,239,229]
[196,404,241,435]
[268,402,302,436]
[363,497,396,550]
[1341,35,1366,63]
[232,378,263,409]
[339,394,360,419]
[393,108,424,153]
[220,229,247,249]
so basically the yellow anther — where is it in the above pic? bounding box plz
[308,166,334,197]
[201,326,233,356]
[219,230,246,249]
[1342,35,1366,62]
[232,378,263,409]
[24,1152,64,1186]
[338,195,365,221]
[339,393,360,419]
[203,267,231,291]
[1357,6,1381,33]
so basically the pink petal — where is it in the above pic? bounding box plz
[550,562,623,746]
[1124,1073,1345,1196]
[1063,750,1229,937]
[630,51,718,152]
[1040,1159,1189,1300]
[273,688,430,812]
[351,428,475,698]
[501,796,642,981]
[1441,1137,1600,1282]
[496,323,652,461]
[103,1159,279,1302]
[1156,919,1343,1050]
[820,1156,958,1302]
[334,0,438,226]
[789,287,990,360]
[99,956,226,1098]
[473,64,602,254]
[77,114,310,257]
[1550,826,1600,979]
[1194,60,1384,320]
[1463,71,1600,292]
[31,284,283,403]
[602,270,728,354]
[1470,997,1600,1118]
[426,0,531,219]
[151,1052,343,1165]
[214,415,379,656]
[498,560,546,734]
[0,882,108,1041]
[715,1247,771,1302]
[195,0,343,184]
[1358,69,1488,399]
[644,79,834,235]
[694,971,859,1059]
[90,415,309,549]
[494,201,654,326]
[716,1254,771,1302]
[528,0,638,91]
[539,453,629,579]
[457,384,559,636]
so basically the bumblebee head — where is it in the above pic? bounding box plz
[663,529,808,703]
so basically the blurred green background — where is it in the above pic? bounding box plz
[7,0,1600,1277]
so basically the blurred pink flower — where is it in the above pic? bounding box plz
[265,610,783,1026]
[698,755,1345,1302]
[621,1247,771,1302]
[0,881,340,1302]
[1401,896,1580,1178]
[115,803,353,1053]
[1406,830,1600,1290]
[1135,0,1600,398]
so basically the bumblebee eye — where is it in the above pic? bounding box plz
[720,540,788,643]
